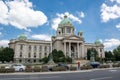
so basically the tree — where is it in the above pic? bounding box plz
[105,51,114,61]
[113,45,120,61]
[0,47,14,63]
[87,48,98,61]
[41,57,48,63]
[42,49,72,63]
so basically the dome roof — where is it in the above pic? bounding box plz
[78,30,83,33]
[94,39,101,45]
[18,34,27,40]
[59,15,73,26]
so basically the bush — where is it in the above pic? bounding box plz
[52,66,67,71]
[112,63,120,67]
[25,68,33,72]
[99,64,110,68]
[69,66,77,71]
[41,66,49,72]
[0,68,15,73]
[25,66,33,72]
[33,67,41,72]
[80,65,93,70]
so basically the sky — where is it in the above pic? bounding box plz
[0,0,120,51]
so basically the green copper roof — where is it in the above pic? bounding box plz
[78,30,83,33]
[59,15,73,26]
[94,39,101,44]
[18,34,27,40]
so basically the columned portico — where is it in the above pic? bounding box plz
[63,40,84,59]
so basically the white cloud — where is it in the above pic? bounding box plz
[31,34,51,41]
[51,12,83,30]
[0,32,2,36]
[110,0,120,3]
[77,11,85,18]
[0,1,8,25]
[103,38,120,50]
[116,23,120,28]
[101,3,120,22]
[0,0,47,31]
[0,40,9,47]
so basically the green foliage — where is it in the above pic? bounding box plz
[50,49,66,63]
[0,47,14,63]
[41,57,48,63]
[105,51,115,61]
[113,45,120,61]
[65,56,72,63]
[42,49,72,63]
[87,48,98,61]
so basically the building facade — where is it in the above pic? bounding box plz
[9,16,105,63]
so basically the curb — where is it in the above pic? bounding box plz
[0,67,119,76]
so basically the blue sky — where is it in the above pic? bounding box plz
[0,0,120,51]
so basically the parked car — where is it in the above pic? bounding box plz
[89,62,100,68]
[56,63,69,70]
[5,63,26,71]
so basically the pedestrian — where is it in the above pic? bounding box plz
[78,62,80,70]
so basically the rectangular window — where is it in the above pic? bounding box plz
[20,45,23,50]
[29,45,31,51]
[45,46,47,51]
[39,53,42,59]
[67,28,71,33]
[28,52,31,58]
[34,45,37,51]
[39,46,42,51]
[62,28,64,33]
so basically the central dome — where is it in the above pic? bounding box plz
[59,15,73,27]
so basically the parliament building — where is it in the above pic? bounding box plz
[9,16,105,63]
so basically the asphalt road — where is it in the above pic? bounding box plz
[0,68,120,80]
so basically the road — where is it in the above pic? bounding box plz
[0,68,120,80]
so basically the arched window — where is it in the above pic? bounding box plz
[34,53,36,58]
[20,52,22,57]
[45,53,47,57]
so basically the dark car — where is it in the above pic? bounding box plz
[89,62,100,68]
[56,63,69,70]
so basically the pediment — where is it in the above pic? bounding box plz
[63,35,84,41]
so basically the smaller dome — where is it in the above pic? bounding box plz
[78,30,83,33]
[59,15,73,26]
[18,34,27,40]
[94,39,101,45]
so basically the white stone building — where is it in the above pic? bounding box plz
[9,16,105,63]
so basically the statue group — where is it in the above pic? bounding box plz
[90,51,95,62]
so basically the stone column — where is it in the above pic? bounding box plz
[69,42,71,57]
[77,42,80,59]
[64,42,66,56]
[81,43,84,59]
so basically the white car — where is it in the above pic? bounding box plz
[5,63,26,71]
[12,63,26,71]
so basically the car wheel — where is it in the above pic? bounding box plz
[19,68,23,71]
